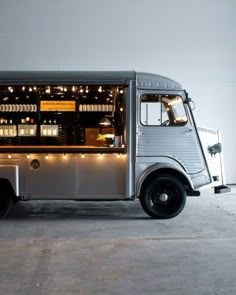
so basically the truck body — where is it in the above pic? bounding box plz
[0,71,228,218]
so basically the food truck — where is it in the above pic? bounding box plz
[0,71,229,218]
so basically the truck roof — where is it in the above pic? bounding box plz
[0,71,183,90]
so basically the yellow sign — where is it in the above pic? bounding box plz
[40,101,76,112]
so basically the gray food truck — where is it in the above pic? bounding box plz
[0,71,229,218]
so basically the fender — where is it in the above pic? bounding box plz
[136,162,194,197]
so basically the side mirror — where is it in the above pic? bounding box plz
[208,143,222,156]
[188,99,195,110]
[185,92,195,110]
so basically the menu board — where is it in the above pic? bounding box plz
[40,101,76,112]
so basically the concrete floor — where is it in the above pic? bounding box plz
[0,187,236,295]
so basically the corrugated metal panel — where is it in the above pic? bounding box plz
[137,125,205,174]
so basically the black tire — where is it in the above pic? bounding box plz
[0,194,13,218]
[140,174,186,219]
[0,179,14,218]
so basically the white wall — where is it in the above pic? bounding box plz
[0,0,236,182]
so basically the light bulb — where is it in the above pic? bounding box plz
[8,86,14,93]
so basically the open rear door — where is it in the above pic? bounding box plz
[197,126,231,193]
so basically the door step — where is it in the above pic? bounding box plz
[214,185,231,194]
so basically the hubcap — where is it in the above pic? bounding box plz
[159,193,169,202]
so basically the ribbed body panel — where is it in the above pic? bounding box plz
[137,125,205,174]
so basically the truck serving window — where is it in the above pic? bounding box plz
[140,94,187,126]
[0,84,125,148]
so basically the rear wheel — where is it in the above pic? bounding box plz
[0,179,14,218]
[0,195,13,217]
[140,174,186,219]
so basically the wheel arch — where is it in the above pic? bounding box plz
[137,163,193,198]
[0,178,16,197]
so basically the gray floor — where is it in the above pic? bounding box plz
[0,187,236,295]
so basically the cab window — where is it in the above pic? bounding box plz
[140,94,187,126]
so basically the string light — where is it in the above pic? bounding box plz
[5,153,126,162]
[98,86,102,93]
[8,86,14,93]
[46,86,51,94]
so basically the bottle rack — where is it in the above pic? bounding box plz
[18,124,37,137]
[0,104,37,112]
[40,125,59,137]
[0,125,17,137]
[78,104,113,112]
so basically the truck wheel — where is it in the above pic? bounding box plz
[140,174,186,219]
[0,179,14,218]
[0,195,13,218]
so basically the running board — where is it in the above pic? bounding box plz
[187,190,200,197]
[214,185,231,194]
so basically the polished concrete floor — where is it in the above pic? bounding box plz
[0,187,236,295]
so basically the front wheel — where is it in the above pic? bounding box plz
[140,174,186,219]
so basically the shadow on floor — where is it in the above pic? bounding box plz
[4,200,149,221]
